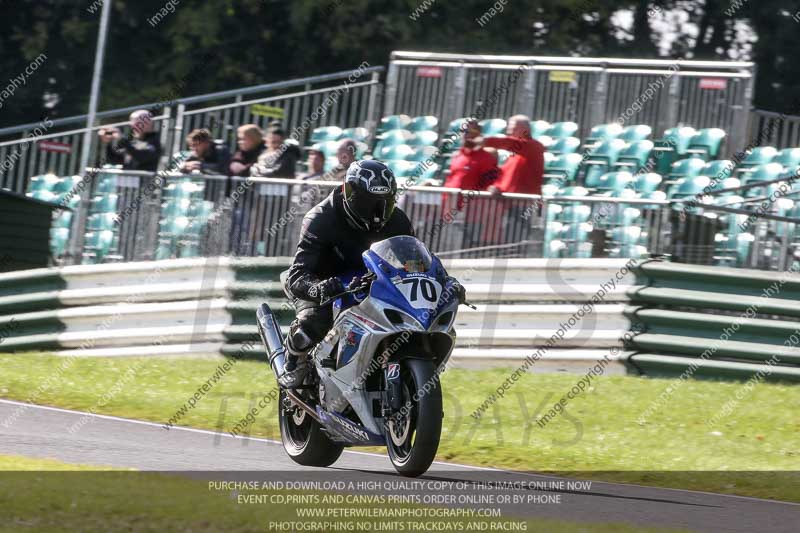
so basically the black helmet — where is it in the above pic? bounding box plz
[342,160,397,231]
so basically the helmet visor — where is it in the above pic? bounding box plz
[347,186,396,230]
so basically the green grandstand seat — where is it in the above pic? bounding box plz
[701,160,735,182]
[50,227,71,258]
[530,120,552,139]
[774,148,800,170]
[53,211,73,230]
[744,162,784,183]
[418,163,441,183]
[544,220,563,242]
[639,190,667,208]
[313,141,341,158]
[446,118,469,135]
[187,200,214,220]
[87,213,117,232]
[159,216,190,237]
[671,175,711,199]
[653,126,698,174]
[340,127,370,143]
[161,198,191,218]
[584,123,623,145]
[83,230,114,262]
[52,175,82,195]
[548,136,580,155]
[614,140,654,172]
[561,222,592,242]
[607,207,643,228]
[407,145,438,162]
[555,186,589,198]
[619,125,652,143]
[739,146,778,169]
[90,194,118,213]
[408,116,439,132]
[603,188,638,200]
[407,130,438,146]
[27,190,59,203]
[480,118,507,136]
[545,122,578,139]
[376,144,415,161]
[558,205,592,224]
[309,126,343,143]
[687,128,726,160]
[667,157,706,180]
[496,149,513,165]
[583,139,627,185]
[544,154,583,182]
[708,176,741,194]
[544,239,566,258]
[28,174,61,193]
[585,138,627,165]
[378,115,412,133]
[611,226,643,246]
[386,160,417,179]
[634,173,662,194]
[566,241,594,259]
[374,129,415,152]
[616,244,649,259]
[594,171,634,193]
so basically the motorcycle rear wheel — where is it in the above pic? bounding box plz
[279,390,344,467]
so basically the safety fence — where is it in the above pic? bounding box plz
[0,66,384,195]
[383,51,755,156]
[31,168,800,272]
[0,257,634,376]
[626,260,800,382]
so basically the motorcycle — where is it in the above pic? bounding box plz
[256,235,467,477]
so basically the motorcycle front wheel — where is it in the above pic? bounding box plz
[386,358,443,477]
[278,390,343,467]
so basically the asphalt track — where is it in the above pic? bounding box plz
[0,399,797,532]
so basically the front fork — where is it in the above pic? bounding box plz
[384,362,403,413]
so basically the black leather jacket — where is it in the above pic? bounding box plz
[286,188,414,302]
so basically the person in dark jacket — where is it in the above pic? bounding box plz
[250,125,301,178]
[279,160,424,388]
[179,128,231,175]
[228,124,265,176]
[98,110,162,171]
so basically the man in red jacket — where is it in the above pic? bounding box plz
[482,114,545,195]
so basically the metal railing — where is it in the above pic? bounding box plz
[747,109,800,150]
[384,51,755,156]
[27,164,800,271]
[0,66,384,195]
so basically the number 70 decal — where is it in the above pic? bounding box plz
[397,277,441,308]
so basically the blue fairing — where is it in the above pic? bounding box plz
[362,249,455,329]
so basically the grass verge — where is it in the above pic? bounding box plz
[1,353,797,502]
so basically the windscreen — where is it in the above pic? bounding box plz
[369,236,433,273]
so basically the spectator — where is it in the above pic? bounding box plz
[444,120,498,205]
[481,114,545,195]
[179,129,231,175]
[98,110,162,171]
[300,147,325,181]
[330,139,358,181]
[250,124,301,178]
[228,124,265,176]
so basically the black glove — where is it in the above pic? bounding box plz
[308,277,344,304]
[447,276,467,305]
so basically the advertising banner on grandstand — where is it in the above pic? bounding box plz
[699,78,728,90]
[416,66,443,78]
[38,141,72,153]
[250,104,285,118]
[549,71,577,83]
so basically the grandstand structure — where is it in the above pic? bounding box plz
[2,52,800,271]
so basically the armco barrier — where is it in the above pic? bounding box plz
[625,260,800,382]
[0,258,634,373]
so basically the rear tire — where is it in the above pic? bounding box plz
[386,358,442,477]
[279,390,344,467]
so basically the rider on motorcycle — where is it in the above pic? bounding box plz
[279,159,465,388]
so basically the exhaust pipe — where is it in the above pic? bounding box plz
[256,303,286,378]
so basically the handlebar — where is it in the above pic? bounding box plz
[318,273,376,307]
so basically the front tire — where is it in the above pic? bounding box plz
[279,390,343,467]
[386,358,443,477]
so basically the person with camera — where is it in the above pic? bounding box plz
[98,110,162,171]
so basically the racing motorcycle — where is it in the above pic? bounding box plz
[256,235,466,477]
